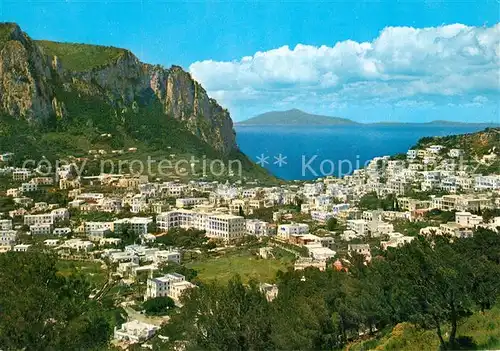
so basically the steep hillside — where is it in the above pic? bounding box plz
[0,22,236,156]
[0,23,274,180]
[237,109,357,125]
[347,306,500,351]
[413,127,500,157]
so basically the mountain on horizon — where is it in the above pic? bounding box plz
[237,109,358,125]
[238,109,499,126]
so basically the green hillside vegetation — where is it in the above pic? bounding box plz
[0,23,17,49]
[238,108,357,125]
[348,305,500,351]
[186,249,293,284]
[0,88,274,181]
[156,228,500,351]
[413,127,500,157]
[36,40,127,72]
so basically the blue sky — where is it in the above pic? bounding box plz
[2,0,499,123]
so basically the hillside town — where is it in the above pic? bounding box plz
[0,139,499,348]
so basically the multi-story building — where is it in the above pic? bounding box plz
[0,219,12,230]
[114,217,152,235]
[475,175,500,191]
[30,177,54,186]
[20,183,37,193]
[144,273,186,300]
[0,230,17,246]
[169,281,196,302]
[153,250,181,265]
[246,219,272,236]
[30,223,53,235]
[348,244,371,261]
[13,244,31,252]
[12,170,30,181]
[346,219,368,236]
[277,223,309,240]
[24,213,54,226]
[448,149,464,158]
[310,211,334,222]
[205,213,245,241]
[157,209,245,241]
[84,221,114,237]
[439,222,473,238]
[406,149,417,159]
[6,188,20,197]
[455,212,483,228]
[175,198,208,208]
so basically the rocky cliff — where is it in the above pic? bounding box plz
[0,23,236,155]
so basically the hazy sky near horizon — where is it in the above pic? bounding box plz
[2,0,499,123]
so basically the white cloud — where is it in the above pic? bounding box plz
[189,23,500,117]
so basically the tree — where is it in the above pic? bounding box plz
[119,224,140,245]
[161,277,274,350]
[358,192,380,210]
[143,296,175,315]
[387,235,497,349]
[238,205,245,217]
[326,217,338,231]
[0,251,112,349]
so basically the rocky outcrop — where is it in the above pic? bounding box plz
[0,23,54,120]
[0,22,237,155]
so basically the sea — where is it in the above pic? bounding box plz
[235,124,496,181]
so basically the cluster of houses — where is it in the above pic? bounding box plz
[1,142,499,345]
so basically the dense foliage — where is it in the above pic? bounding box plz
[0,252,113,349]
[155,227,209,250]
[142,296,176,316]
[159,228,500,350]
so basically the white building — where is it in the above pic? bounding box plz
[61,239,94,251]
[20,182,37,193]
[347,219,368,237]
[145,273,186,300]
[381,235,415,250]
[13,244,31,252]
[427,145,444,154]
[246,219,272,236]
[157,210,245,241]
[310,211,334,222]
[277,223,309,240]
[53,227,71,236]
[30,223,52,235]
[348,244,371,261]
[455,212,483,228]
[448,149,464,158]
[175,197,208,208]
[114,320,159,343]
[306,243,336,261]
[475,175,500,191]
[114,217,152,235]
[24,213,54,226]
[12,170,30,181]
[406,149,417,159]
[0,219,12,230]
[154,250,181,265]
[84,221,114,235]
[44,239,60,246]
[169,281,196,302]
[0,230,17,246]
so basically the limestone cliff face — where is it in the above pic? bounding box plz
[0,23,237,155]
[0,24,54,120]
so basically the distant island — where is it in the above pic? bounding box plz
[237,109,499,126]
[237,109,358,126]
